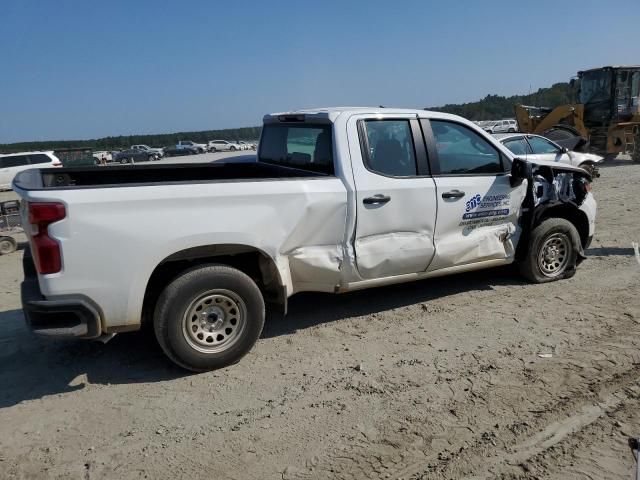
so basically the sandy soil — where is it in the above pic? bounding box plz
[0,159,639,480]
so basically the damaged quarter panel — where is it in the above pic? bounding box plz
[280,182,348,291]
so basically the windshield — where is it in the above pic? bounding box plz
[258,123,334,174]
[579,70,612,104]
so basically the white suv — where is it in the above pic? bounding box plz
[0,151,61,190]
[207,140,240,152]
[484,119,518,133]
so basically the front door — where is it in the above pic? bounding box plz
[423,119,527,271]
[348,114,438,279]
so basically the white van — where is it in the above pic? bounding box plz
[0,152,61,190]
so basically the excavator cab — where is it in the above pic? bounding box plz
[516,66,640,161]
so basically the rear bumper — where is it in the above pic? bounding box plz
[21,249,102,339]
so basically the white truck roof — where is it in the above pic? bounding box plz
[263,106,468,124]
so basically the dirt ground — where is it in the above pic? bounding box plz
[1,159,639,480]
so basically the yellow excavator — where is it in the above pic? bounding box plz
[515,66,640,162]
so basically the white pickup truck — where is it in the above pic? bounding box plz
[14,107,596,371]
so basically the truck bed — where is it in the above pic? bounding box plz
[13,160,327,190]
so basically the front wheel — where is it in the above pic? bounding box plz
[154,264,265,372]
[518,218,581,283]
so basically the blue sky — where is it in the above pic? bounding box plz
[0,0,637,143]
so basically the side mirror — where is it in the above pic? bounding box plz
[561,147,569,153]
[510,157,531,188]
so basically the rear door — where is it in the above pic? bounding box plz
[423,118,527,271]
[348,114,438,279]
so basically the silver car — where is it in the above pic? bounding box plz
[495,133,604,175]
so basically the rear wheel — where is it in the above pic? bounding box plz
[154,264,265,372]
[0,236,17,255]
[230,146,236,151]
[518,218,581,283]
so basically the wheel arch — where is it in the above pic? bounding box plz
[534,204,590,253]
[141,244,287,327]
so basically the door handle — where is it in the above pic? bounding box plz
[441,189,465,199]
[363,194,391,205]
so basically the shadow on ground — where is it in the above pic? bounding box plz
[0,308,184,408]
[0,265,524,407]
[263,265,525,338]
[586,247,636,257]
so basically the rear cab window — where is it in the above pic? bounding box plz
[259,123,334,175]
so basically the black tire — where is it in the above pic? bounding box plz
[508,128,516,133]
[230,146,236,151]
[579,161,599,178]
[211,147,217,153]
[518,218,581,283]
[154,264,265,372]
[633,130,640,164]
[148,155,155,162]
[0,236,17,255]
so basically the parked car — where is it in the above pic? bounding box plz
[177,141,206,153]
[207,140,240,152]
[14,107,596,372]
[494,133,604,175]
[132,145,164,158]
[92,151,113,164]
[484,119,518,134]
[0,151,61,190]
[163,146,200,157]
[238,141,255,151]
[113,149,159,164]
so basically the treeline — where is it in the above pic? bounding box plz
[2,82,574,152]
[428,82,573,120]
[0,126,262,154]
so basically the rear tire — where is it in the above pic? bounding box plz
[153,264,265,372]
[518,218,581,283]
[0,236,17,255]
[230,146,236,151]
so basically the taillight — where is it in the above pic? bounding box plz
[28,202,66,274]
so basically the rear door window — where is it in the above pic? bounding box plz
[527,136,561,154]
[502,137,531,156]
[360,119,417,177]
[28,154,51,164]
